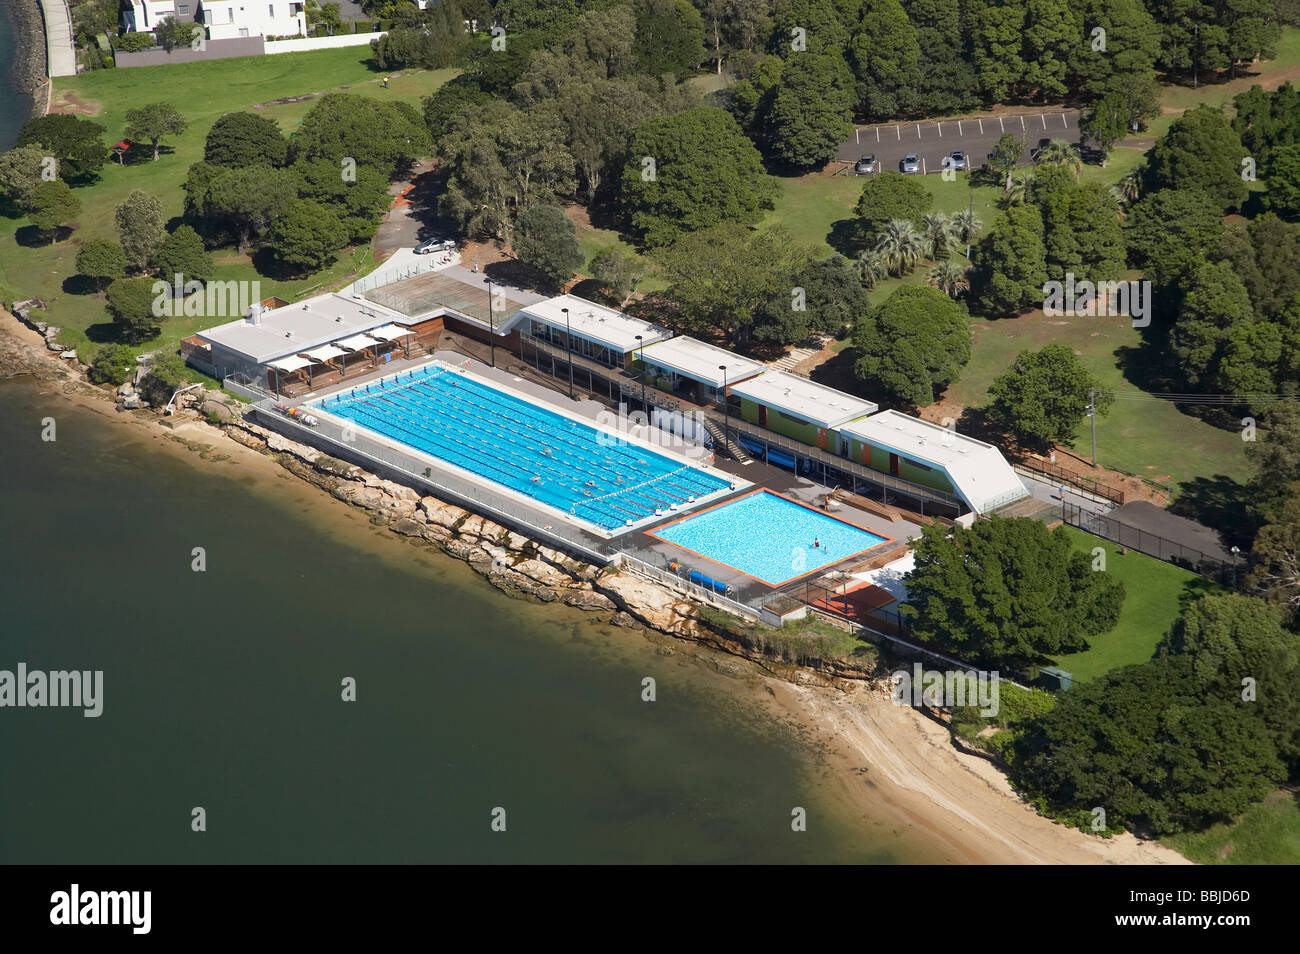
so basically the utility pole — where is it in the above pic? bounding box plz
[1089,387,1097,467]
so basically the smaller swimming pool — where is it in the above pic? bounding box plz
[649,489,891,586]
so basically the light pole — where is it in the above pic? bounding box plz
[634,334,644,409]
[718,364,729,457]
[562,306,573,399]
[1230,545,1240,588]
[485,277,495,368]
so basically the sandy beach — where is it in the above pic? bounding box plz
[1,311,1192,864]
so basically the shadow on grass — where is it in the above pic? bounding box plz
[14,225,71,247]
[61,274,102,295]
[84,322,123,345]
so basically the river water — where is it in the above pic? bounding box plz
[0,1,39,151]
[0,380,939,863]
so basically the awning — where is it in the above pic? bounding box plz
[302,344,347,361]
[334,333,378,351]
[366,324,414,342]
[267,355,315,373]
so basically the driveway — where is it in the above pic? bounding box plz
[836,109,1082,175]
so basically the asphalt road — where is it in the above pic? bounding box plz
[835,109,1082,175]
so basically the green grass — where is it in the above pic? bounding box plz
[0,48,454,364]
[1163,789,1300,864]
[1049,527,1213,682]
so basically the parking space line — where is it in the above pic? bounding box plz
[876,127,880,142]
[1020,115,1026,130]
[937,123,942,137]
[958,120,963,135]
[855,128,859,144]
[896,126,901,140]
[1041,114,1047,128]
[978,119,983,134]
[1062,113,1069,128]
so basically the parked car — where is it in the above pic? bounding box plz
[946,150,967,171]
[854,154,878,175]
[415,238,456,255]
[900,154,920,174]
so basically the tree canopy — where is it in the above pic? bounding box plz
[852,285,970,407]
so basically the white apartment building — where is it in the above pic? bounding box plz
[197,1,307,39]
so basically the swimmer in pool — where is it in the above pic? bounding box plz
[813,538,820,549]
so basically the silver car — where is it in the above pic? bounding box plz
[900,154,920,173]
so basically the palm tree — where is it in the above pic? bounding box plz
[920,212,951,260]
[1034,138,1082,177]
[927,260,971,299]
[875,219,927,275]
[854,249,888,288]
[949,209,983,249]
[1118,168,1142,204]
[1002,169,1034,207]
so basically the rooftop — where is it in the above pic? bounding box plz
[197,293,404,364]
[729,370,878,429]
[637,336,766,389]
[520,295,671,353]
[840,410,1029,514]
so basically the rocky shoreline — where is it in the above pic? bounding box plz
[6,0,48,119]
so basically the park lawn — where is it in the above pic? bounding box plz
[573,223,668,294]
[1163,789,1300,865]
[0,48,454,365]
[1049,527,1212,682]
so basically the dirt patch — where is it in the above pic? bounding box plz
[49,89,99,117]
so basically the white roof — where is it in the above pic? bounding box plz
[267,355,314,373]
[197,293,403,364]
[335,333,379,351]
[637,336,765,388]
[520,295,671,353]
[302,344,347,361]
[729,371,878,429]
[367,324,413,341]
[840,410,1029,514]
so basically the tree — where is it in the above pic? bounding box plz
[1042,182,1125,278]
[555,79,665,204]
[114,190,167,270]
[1012,655,1283,835]
[1149,105,1249,212]
[848,0,922,121]
[986,133,1026,192]
[1123,188,1224,266]
[633,0,706,77]
[75,240,128,290]
[0,143,52,212]
[695,0,768,74]
[873,218,929,276]
[972,204,1047,315]
[620,107,775,247]
[141,352,190,407]
[1246,401,1300,525]
[204,112,289,168]
[124,102,187,161]
[754,255,870,346]
[988,345,1113,448]
[652,223,806,346]
[901,0,979,115]
[589,246,648,306]
[852,171,931,244]
[294,93,431,179]
[905,517,1126,667]
[16,114,107,181]
[1159,593,1300,769]
[292,157,391,243]
[88,344,136,386]
[852,285,970,407]
[1170,260,1255,385]
[926,260,971,299]
[967,0,1028,101]
[28,180,80,239]
[106,277,162,343]
[153,226,214,284]
[1266,144,1300,220]
[1248,484,1300,624]
[761,53,854,170]
[513,204,584,291]
[155,15,199,52]
[370,0,469,69]
[204,166,298,253]
[266,199,349,275]
[1081,92,1132,162]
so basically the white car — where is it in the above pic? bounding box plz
[415,238,456,255]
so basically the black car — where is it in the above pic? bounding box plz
[854,154,878,175]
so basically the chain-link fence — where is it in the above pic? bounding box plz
[1063,501,1243,587]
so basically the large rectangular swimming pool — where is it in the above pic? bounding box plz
[649,490,891,586]
[309,362,734,532]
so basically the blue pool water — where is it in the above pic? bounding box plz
[311,363,732,531]
[651,491,890,586]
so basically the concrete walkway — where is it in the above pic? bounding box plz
[38,0,77,78]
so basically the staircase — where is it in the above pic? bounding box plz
[703,416,752,464]
[769,346,819,372]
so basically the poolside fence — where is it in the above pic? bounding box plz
[614,551,762,621]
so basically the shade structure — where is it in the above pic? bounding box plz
[267,354,314,373]
[334,333,379,351]
[366,324,414,342]
[301,344,347,362]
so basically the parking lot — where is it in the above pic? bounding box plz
[835,109,1081,175]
